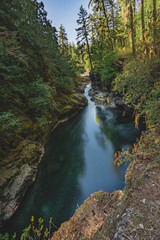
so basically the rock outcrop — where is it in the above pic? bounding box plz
[89,87,125,108]
[52,191,123,240]
[0,141,44,223]
[52,152,160,240]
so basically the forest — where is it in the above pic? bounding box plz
[0,0,160,239]
[0,0,84,161]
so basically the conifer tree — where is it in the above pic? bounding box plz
[153,0,157,54]
[76,5,93,71]
[118,0,136,55]
[0,0,78,159]
[140,0,149,54]
[59,24,69,56]
[129,0,136,55]
[88,0,114,50]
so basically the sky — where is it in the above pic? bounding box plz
[39,0,91,43]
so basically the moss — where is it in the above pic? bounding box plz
[144,162,160,173]
[63,105,73,110]
[22,119,33,129]
[93,191,107,202]
[125,160,136,183]
[23,143,37,159]
[71,98,79,104]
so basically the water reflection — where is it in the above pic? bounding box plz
[95,105,142,152]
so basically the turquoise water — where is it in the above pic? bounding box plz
[2,84,143,235]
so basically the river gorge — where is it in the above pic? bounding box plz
[2,84,143,236]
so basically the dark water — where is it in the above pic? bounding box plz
[2,84,143,235]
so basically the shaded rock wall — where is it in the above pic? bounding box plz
[0,92,88,226]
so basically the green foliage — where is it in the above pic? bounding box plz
[83,0,160,77]
[1,217,53,240]
[114,57,160,129]
[144,82,160,129]
[0,0,80,159]
[113,57,160,166]
[58,24,68,56]
[90,38,105,75]
[0,233,16,240]
[0,112,21,132]
[36,116,53,127]
[29,97,53,114]
[76,5,93,71]
[114,126,160,167]
[55,76,73,90]
[101,52,118,88]
[28,80,55,117]
[67,43,85,74]
[20,225,32,240]
[28,80,54,98]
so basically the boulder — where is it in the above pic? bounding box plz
[94,92,104,105]
[114,96,125,107]
[88,88,95,97]
[102,92,109,97]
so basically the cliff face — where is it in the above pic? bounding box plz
[0,92,88,226]
[52,151,160,240]
[0,141,44,223]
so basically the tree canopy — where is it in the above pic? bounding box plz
[0,0,80,159]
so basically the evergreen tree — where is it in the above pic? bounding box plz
[76,5,93,71]
[0,0,77,159]
[129,0,136,55]
[153,0,157,54]
[88,0,114,50]
[58,24,68,56]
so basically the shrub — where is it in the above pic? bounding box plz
[101,51,118,89]
[114,57,160,130]
[0,111,21,132]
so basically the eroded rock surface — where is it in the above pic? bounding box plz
[52,153,160,240]
[0,141,44,224]
[52,191,123,240]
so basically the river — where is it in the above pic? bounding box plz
[2,84,143,235]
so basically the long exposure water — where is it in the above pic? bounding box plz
[2,84,143,236]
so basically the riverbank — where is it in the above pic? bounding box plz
[0,87,88,226]
[88,87,125,109]
[52,131,160,239]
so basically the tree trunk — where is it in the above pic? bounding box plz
[130,0,136,55]
[141,0,145,42]
[82,16,93,71]
[141,0,149,54]
[153,0,157,54]
[85,34,93,71]
[101,0,114,50]
[112,5,114,28]
[111,2,116,44]
[132,0,136,39]
[133,0,136,17]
